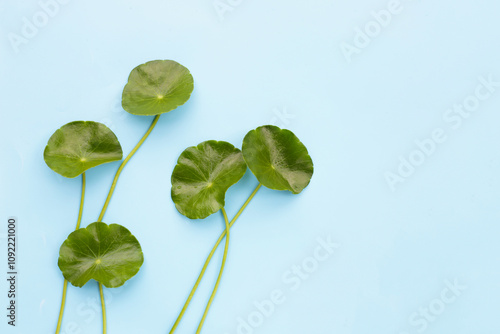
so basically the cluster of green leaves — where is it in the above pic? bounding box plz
[169,125,313,333]
[44,121,144,288]
[44,58,314,334]
[45,60,194,334]
[172,125,313,217]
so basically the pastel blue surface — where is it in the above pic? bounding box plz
[1,0,500,333]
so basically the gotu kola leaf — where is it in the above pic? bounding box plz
[44,121,123,178]
[58,222,144,288]
[171,140,247,219]
[242,125,313,194]
[122,59,194,116]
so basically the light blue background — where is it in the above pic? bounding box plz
[1,0,500,333]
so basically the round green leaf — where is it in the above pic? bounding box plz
[122,60,194,116]
[58,222,144,288]
[242,125,313,194]
[44,121,123,178]
[171,140,247,219]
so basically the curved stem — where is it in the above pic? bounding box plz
[76,173,86,229]
[98,115,160,222]
[55,173,86,334]
[99,283,107,334]
[94,116,160,334]
[55,280,68,333]
[196,208,230,333]
[169,183,262,333]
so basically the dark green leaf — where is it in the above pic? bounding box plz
[171,141,247,219]
[122,60,194,116]
[44,121,123,178]
[242,125,313,194]
[58,222,144,288]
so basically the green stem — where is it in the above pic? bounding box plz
[94,115,160,333]
[196,208,230,333]
[97,115,160,222]
[99,283,107,334]
[169,183,262,333]
[55,172,86,334]
[76,173,86,230]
